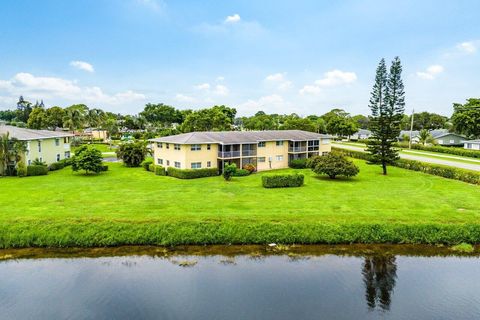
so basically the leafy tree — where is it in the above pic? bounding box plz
[86,108,106,128]
[71,145,103,174]
[451,98,480,138]
[223,163,237,181]
[0,109,17,122]
[139,103,183,127]
[0,132,27,176]
[353,114,370,129]
[281,114,316,132]
[16,159,27,177]
[181,106,234,132]
[45,106,65,129]
[116,142,148,167]
[63,104,87,130]
[418,129,435,145]
[15,96,33,123]
[103,118,119,140]
[366,57,405,175]
[306,115,327,133]
[322,109,358,137]
[27,107,47,129]
[309,153,359,179]
[242,111,279,130]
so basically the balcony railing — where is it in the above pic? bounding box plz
[218,151,241,158]
[288,147,307,152]
[242,150,257,157]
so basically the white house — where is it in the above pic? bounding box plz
[464,140,480,151]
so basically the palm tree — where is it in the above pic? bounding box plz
[0,132,27,176]
[418,129,435,146]
[0,132,10,176]
[63,108,84,131]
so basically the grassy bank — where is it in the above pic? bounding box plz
[1,161,479,247]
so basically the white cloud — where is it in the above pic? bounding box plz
[224,14,241,24]
[194,83,210,90]
[238,94,286,113]
[457,41,477,54]
[216,76,225,82]
[416,65,444,80]
[213,84,229,96]
[70,60,94,73]
[175,94,196,103]
[265,72,293,91]
[299,69,357,95]
[0,72,145,106]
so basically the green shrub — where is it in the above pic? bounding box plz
[243,163,256,173]
[27,165,48,176]
[311,153,359,179]
[408,144,480,159]
[233,168,251,176]
[155,166,166,176]
[141,158,153,171]
[148,163,155,172]
[167,167,218,179]
[48,161,65,171]
[223,163,237,181]
[451,243,474,253]
[71,146,104,174]
[116,142,148,167]
[32,158,47,166]
[289,158,307,169]
[16,160,27,177]
[262,173,304,188]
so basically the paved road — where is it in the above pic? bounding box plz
[333,143,480,172]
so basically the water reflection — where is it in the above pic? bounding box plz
[362,255,397,311]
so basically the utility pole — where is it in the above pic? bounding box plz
[409,109,415,149]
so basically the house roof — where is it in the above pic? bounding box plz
[149,130,331,144]
[354,129,372,135]
[399,129,466,139]
[0,125,74,141]
[464,140,480,144]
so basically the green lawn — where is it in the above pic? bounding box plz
[1,160,480,247]
[72,143,117,153]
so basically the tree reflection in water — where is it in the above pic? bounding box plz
[362,255,397,311]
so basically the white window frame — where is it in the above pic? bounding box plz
[191,162,202,169]
[157,158,163,165]
[55,138,60,146]
[157,143,163,148]
[322,138,330,145]
[166,160,170,166]
[191,144,201,151]
[449,139,455,144]
[174,144,181,150]
[275,155,283,161]
[258,157,266,163]
[276,141,284,146]
[258,141,266,147]
[174,161,181,168]
[56,154,61,161]
[207,161,211,168]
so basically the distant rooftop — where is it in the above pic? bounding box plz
[0,125,74,141]
[150,130,331,144]
[399,129,466,139]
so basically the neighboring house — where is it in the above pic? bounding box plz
[399,129,466,146]
[149,130,331,172]
[0,125,74,167]
[464,140,480,151]
[351,129,372,140]
[79,128,109,141]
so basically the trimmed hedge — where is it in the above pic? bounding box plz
[167,167,219,179]
[262,173,304,188]
[332,147,480,185]
[141,159,153,171]
[233,169,251,176]
[27,165,48,176]
[48,161,65,171]
[394,142,480,159]
[289,158,307,169]
[155,166,166,176]
[148,163,155,172]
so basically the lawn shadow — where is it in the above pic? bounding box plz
[313,175,360,183]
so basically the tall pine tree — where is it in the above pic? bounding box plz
[367,57,405,175]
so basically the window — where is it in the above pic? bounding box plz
[467,143,472,149]
[207,144,211,150]
[191,144,201,151]
[191,162,202,169]
[157,143,163,148]
[56,154,61,161]
[174,161,181,168]
[38,141,42,152]
[174,144,181,150]
[258,157,266,163]
[166,160,170,166]
[276,141,284,146]
[64,151,70,159]
[166,143,170,149]
[39,157,43,162]
[258,141,266,147]
[55,138,60,146]
[450,140,455,144]
[276,155,283,161]
[157,158,163,165]
[207,161,211,168]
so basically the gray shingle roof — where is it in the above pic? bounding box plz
[150,130,331,144]
[399,129,466,139]
[464,140,480,143]
[0,125,74,141]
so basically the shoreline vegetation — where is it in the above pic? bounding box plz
[1,160,480,248]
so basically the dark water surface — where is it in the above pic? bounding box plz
[0,245,479,320]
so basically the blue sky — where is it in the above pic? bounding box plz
[0,0,479,116]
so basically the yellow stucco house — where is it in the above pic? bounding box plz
[149,130,331,172]
[0,125,74,166]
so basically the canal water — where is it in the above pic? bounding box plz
[0,245,479,320]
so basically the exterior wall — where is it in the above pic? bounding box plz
[25,137,72,165]
[257,140,289,171]
[152,142,186,168]
[92,130,108,141]
[435,134,465,145]
[184,144,218,169]
[319,137,331,154]
[464,142,480,150]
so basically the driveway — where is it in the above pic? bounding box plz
[332,143,480,172]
